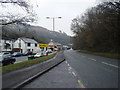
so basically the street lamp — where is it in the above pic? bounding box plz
[46,17,62,31]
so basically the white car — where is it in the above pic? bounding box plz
[34,53,43,57]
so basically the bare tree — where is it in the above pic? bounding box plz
[71,1,120,53]
[97,0,120,3]
[0,0,36,25]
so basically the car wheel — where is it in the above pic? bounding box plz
[11,61,14,64]
[2,63,6,66]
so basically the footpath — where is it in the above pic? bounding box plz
[2,51,65,88]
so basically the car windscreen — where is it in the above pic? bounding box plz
[13,52,18,54]
[36,53,41,55]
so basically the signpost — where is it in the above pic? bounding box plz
[38,43,48,47]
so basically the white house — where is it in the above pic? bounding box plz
[13,37,41,53]
[0,39,14,52]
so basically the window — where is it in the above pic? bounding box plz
[35,43,37,47]
[27,43,31,47]
[27,49,30,51]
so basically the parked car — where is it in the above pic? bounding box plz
[0,54,16,66]
[0,52,11,55]
[28,55,35,60]
[23,51,33,56]
[34,53,43,57]
[12,52,22,57]
[43,52,48,56]
[47,51,52,55]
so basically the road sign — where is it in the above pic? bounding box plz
[38,43,48,47]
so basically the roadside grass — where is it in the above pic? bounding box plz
[78,50,120,59]
[0,53,56,74]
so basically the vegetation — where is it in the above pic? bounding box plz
[1,24,70,44]
[78,50,120,59]
[0,0,36,25]
[71,1,120,54]
[1,53,56,74]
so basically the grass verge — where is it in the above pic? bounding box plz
[78,50,120,59]
[0,53,56,74]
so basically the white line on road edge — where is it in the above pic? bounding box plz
[67,64,70,67]
[77,80,86,88]
[65,61,68,64]
[89,58,96,61]
[65,61,67,63]
[65,62,86,88]
[102,62,120,68]
[81,55,85,57]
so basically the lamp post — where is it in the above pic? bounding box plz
[46,17,62,31]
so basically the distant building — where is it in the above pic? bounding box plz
[48,40,63,51]
[13,37,41,53]
[0,39,14,52]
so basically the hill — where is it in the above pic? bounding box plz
[1,24,71,45]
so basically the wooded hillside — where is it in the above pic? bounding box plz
[1,24,70,45]
[71,1,120,53]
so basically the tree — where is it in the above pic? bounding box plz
[0,0,36,25]
[71,1,120,53]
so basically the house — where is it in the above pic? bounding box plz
[13,37,41,53]
[48,40,63,51]
[0,39,14,52]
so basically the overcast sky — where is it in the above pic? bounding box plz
[1,0,97,36]
[29,0,97,36]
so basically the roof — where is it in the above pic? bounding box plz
[48,40,62,46]
[19,37,38,44]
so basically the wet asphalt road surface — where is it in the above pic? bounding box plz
[23,60,81,88]
[64,50,119,88]
[23,50,119,88]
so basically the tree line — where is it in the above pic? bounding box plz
[71,1,120,53]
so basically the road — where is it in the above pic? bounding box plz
[23,50,119,88]
[14,56,28,63]
[23,59,81,88]
[64,50,119,88]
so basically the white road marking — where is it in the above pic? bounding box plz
[81,55,85,57]
[72,72,77,77]
[65,62,86,88]
[102,62,120,68]
[67,64,70,67]
[89,58,96,61]
[68,67,72,70]
[77,80,86,88]
[65,61,67,63]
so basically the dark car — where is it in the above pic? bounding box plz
[0,54,16,66]
[23,51,33,56]
[0,52,11,55]
[12,52,22,57]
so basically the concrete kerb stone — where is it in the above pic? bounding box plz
[14,59,65,89]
